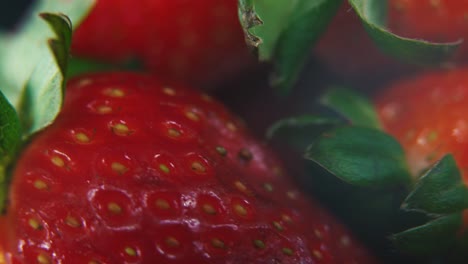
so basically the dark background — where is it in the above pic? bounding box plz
[0,0,33,30]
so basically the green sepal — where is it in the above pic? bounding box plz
[18,12,73,136]
[392,213,463,255]
[305,126,412,188]
[402,155,468,215]
[238,0,342,94]
[0,92,22,213]
[0,0,95,110]
[349,0,461,66]
[320,87,381,129]
[266,114,345,151]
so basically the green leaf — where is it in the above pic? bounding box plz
[392,213,462,255]
[0,0,95,136]
[402,155,468,215]
[0,92,22,213]
[18,13,72,136]
[305,126,411,187]
[320,87,381,129]
[239,0,342,94]
[349,0,461,65]
[266,114,344,151]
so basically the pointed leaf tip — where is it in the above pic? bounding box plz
[402,154,468,215]
[392,213,462,255]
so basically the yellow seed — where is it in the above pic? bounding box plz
[272,221,283,231]
[202,204,217,215]
[167,128,181,138]
[211,238,225,249]
[159,164,170,174]
[263,183,273,192]
[51,156,65,167]
[286,191,298,200]
[427,131,438,142]
[234,181,247,193]
[313,250,323,259]
[215,146,227,156]
[272,166,283,176]
[107,202,122,214]
[314,229,323,239]
[28,218,42,230]
[33,180,48,190]
[111,162,128,175]
[234,204,247,216]
[97,105,112,114]
[155,199,170,210]
[253,239,265,249]
[104,88,125,97]
[37,253,51,264]
[341,235,351,247]
[165,236,180,247]
[226,122,237,131]
[112,123,130,136]
[163,87,176,96]
[430,0,440,8]
[185,111,199,121]
[65,216,81,228]
[191,162,206,173]
[77,78,92,87]
[75,132,90,143]
[201,94,213,102]
[124,247,137,256]
[282,248,294,256]
[281,214,293,224]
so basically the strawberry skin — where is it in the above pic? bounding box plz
[376,68,468,180]
[316,0,468,76]
[71,0,253,87]
[0,72,376,263]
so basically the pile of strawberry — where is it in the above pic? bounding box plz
[1,0,468,263]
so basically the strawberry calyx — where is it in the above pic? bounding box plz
[0,1,95,212]
[268,87,468,259]
[240,0,461,94]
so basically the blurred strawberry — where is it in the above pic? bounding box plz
[71,0,254,87]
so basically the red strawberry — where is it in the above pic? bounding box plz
[375,68,468,230]
[315,1,468,77]
[376,68,468,180]
[71,0,254,87]
[0,72,376,263]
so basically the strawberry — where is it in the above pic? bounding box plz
[71,0,254,87]
[376,68,468,186]
[0,72,376,263]
[315,1,468,77]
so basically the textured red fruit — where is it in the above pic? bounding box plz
[316,0,468,76]
[375,68,468,180]
[71,0,253,87]
[0,73,376,263]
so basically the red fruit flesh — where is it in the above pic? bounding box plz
[376,68,468,181]
[71,0,253,87]
[316,1,468,76]
[0,73,376,263]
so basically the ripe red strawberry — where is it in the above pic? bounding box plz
[0,72,376,263]
[71,0,253,87]
[375,68,468,228]
[375,68,468,180]
[315,1,468,77]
